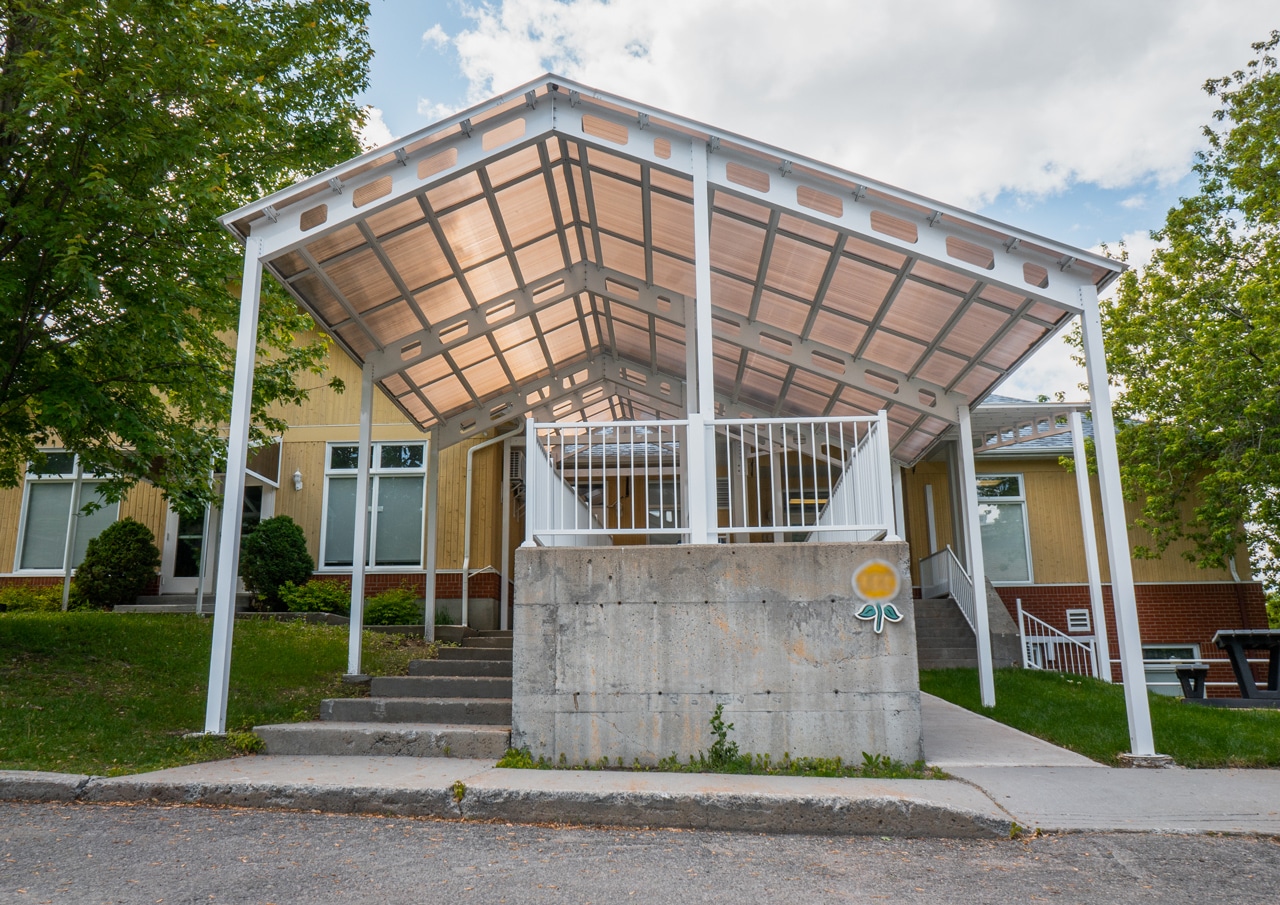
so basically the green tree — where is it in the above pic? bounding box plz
[0,1,371,509]
[1098,31,1280,582]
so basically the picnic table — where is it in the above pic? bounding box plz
[1212,629,1280,700]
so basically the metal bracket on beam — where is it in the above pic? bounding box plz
[524,90,538,109]
[779,160,793,178]
[327,178,343,194]
[459,118,474,137]
[1003,237,1021,253]
[568,90,581,107]
[928,211,944,228]
[261,205,279,223]
[394,148,409,166]
[708,136,721,153]
[851,184,867,202]
[1059,255,1077,272]
[637,112,649,130]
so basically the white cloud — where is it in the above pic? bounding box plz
[422,23,449,48]
[417,97,463,123]
[1119,194,1147,210]
[358,106,395,151]
[430,0,1274,207]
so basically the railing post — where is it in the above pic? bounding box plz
[1016,598,1029,669]
[875,411,899,541]
[522,416,537,547]
[957,403,996,708]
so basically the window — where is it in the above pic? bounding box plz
[16,453,118,571]
[976,473,1032,583]
[322,443,426,568]
[1142,643,1200,697]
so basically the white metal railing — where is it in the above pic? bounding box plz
[524,419,686,545]
[919,546,977,633]
[524,413,894,546]
[1017,599,1098,678]
[715,414,892,541]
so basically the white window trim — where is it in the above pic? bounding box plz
[319,441,428,571]
[13,451,120,573]
[976,472,1034,585]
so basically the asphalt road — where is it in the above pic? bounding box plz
[3,802,1279,904]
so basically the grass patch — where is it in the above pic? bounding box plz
[921,667,1280,768]
[0,612,434,776]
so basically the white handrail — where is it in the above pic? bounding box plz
[920,546,977,633]
[1017,598,1097,678]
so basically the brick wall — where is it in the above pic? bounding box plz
[996,582,1268,695]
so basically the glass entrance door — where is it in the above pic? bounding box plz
[160,485,269,594]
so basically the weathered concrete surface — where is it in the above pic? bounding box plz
[513,542,922,765]
[921,694,1101,769]
[0,770,90,801]
[4,756,1008,838]
[254,721,511,758]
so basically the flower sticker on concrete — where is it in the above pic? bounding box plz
[852,559,902,634]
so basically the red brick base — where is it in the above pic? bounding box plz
[996,582,1268,694]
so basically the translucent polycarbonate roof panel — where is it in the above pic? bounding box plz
[222,74,1124,457]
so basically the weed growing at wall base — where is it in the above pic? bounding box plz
[496,706,945,779]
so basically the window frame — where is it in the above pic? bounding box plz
[14,451,120,573]
[319,441,428,571]
[975,472,1034,585]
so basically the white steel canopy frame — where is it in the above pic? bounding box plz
[207,74,1155,757]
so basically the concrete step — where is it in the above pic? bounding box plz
[254,721,511,758]
[320,696,512,725]
[370,675,512,699]
[462,635,513,649]
[409,658,512,677]
[477,630,513,638]
[437,646,513,661]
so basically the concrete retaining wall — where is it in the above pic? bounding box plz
[512,542,922,765]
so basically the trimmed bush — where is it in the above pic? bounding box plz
[238,516,314,610]
[0,584,62,613]
[69,518,161,610]
[279,579,351,617]
[364,587,423,626]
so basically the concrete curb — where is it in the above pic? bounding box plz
[0,768,1011,839]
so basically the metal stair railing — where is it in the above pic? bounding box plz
[1016,599,1098,678]
[919,546,977,633]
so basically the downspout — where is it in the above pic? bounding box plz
[462,424,525,628]
[1228,555,1251,629]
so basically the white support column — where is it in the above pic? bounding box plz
[956,404,996,708]
[423,432,439,643]
[1079,290,1157,756]
[204,237,264,734]
[1071,411,1112,683]
[346,361,374,677]
[690,141,718,544]
[876,412,901,542]
[500,438,512,631]
[60,457,84,611]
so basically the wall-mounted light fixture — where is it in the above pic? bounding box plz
[292,469,303,492]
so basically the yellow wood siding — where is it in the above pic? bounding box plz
[0,482,21,570]
[900,460,955,585]
[119,482,169,545]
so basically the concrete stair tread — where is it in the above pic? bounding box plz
[370,676,512,698]
[254,721,511,758]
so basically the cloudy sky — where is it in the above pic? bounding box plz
[356,0,1276,401]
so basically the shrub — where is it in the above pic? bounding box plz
[0,584,63,613]
[238,516,314,610]
[435,607,456,626]
[278,579,350,617]
[364,587,423,626]
[69,518,161,610]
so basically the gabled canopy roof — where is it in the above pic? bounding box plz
[221,74,1124,463]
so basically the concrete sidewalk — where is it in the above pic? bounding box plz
[3,694,1278,838]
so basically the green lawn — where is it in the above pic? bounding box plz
[921,667,1280,768]
[0,612,431,776]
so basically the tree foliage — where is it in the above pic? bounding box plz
[1099,31,1280,580]
[0,1,371,509]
